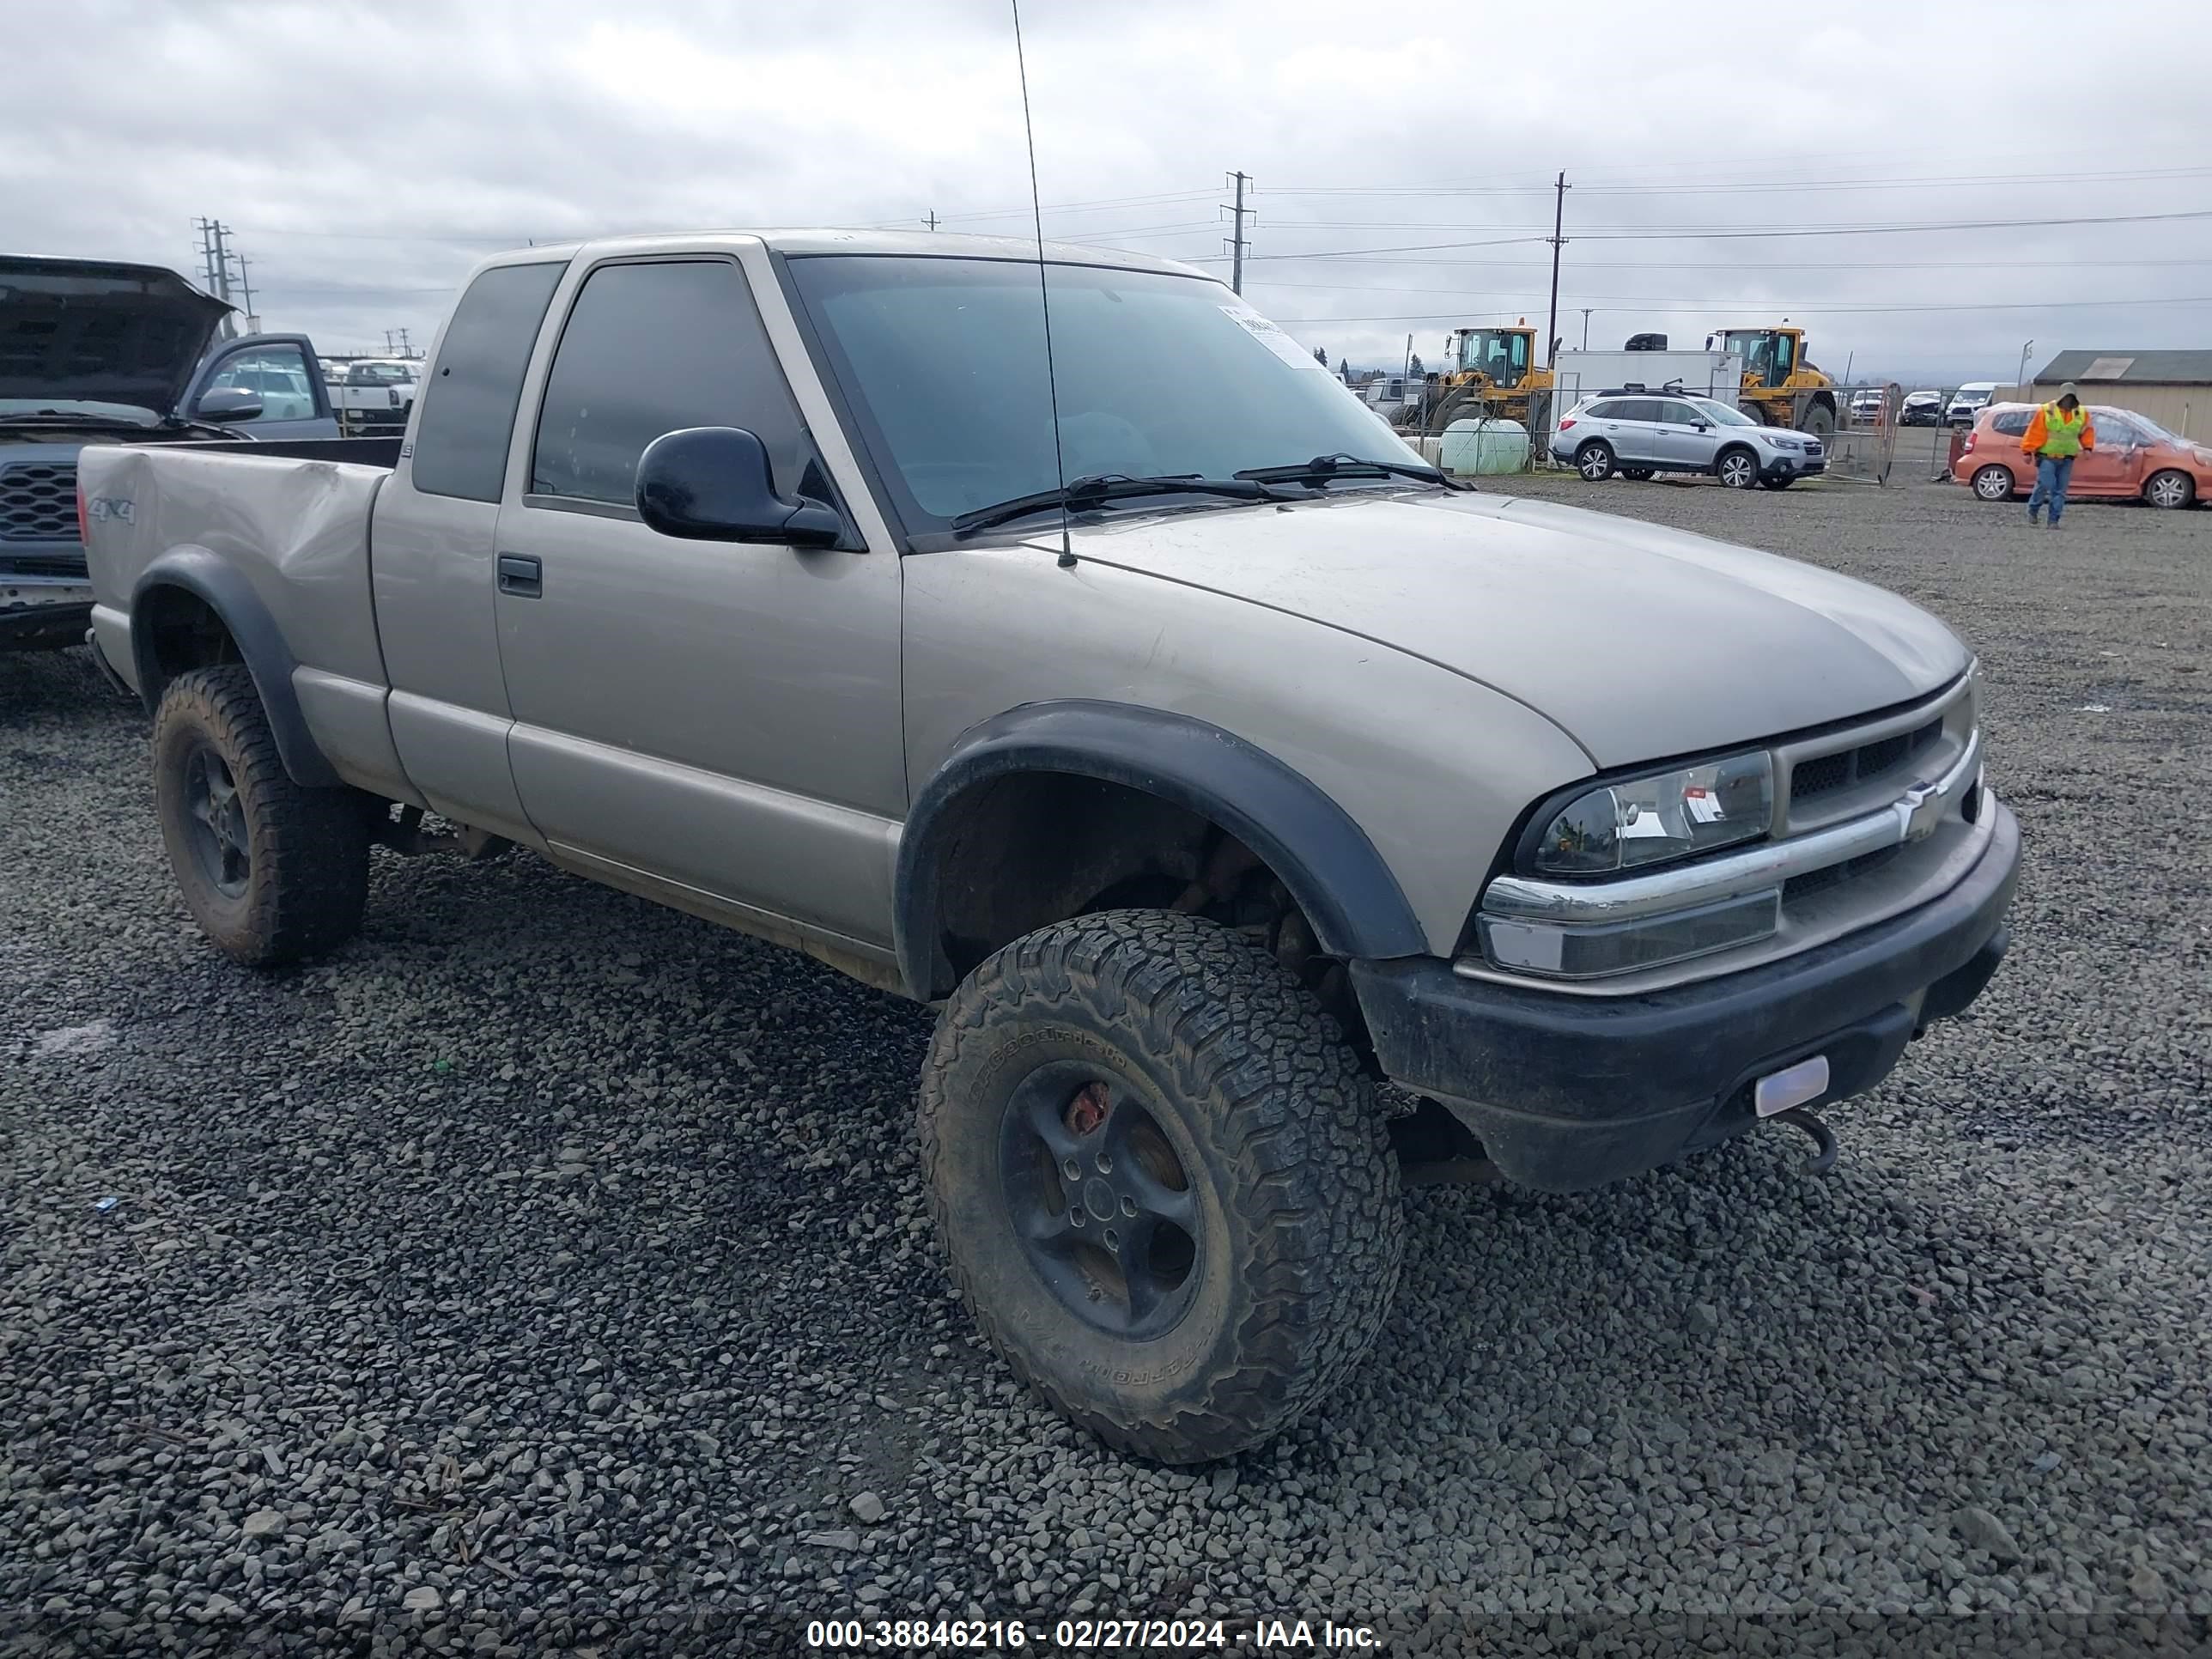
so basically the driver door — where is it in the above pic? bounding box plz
[491,254,906,950]
[1654,399,1719,469]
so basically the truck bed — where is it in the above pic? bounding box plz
[78,438,401,712]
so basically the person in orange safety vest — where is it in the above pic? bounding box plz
[2022,382,2095,528]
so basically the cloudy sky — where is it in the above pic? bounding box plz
[13,0,2211,383]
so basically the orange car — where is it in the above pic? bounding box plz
[1954,401,2209,510]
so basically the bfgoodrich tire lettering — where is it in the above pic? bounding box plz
[153,665,370,965]
[918,910,1404,1463]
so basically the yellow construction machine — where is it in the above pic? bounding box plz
[1423,319,1556,436]
[1706,324,1839,436]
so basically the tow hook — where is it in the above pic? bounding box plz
[1772,1107,1838,1176]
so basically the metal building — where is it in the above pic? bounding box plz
[2022,350,2212,439]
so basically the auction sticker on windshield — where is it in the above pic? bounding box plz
[1221,306,1322,371]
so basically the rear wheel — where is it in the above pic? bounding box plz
[1800,402,1837,439]
[1717,447,1759,489]
[1971,465,2017,502]
[1427,390,1474,436]
[153,665,370,965]
[918,910,1404,1463]
[1576,441,1616,482]
[2144,469,2195,510]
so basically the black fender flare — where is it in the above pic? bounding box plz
[895,700,1427,1000]
[130,549,342,789]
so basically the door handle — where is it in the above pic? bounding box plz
[497,555,543,598]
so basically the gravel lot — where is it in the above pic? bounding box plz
[4,475,2209,1656]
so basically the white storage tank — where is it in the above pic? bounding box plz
[1439,417,1529,476]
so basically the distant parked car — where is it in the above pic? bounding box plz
[333,358,419,434]
[2,254,336,653]
[1551,392,1826,489]
[1953,403,2208,509]
[1900,391,1944,427]
[1946,381,1999,426]
[1849,388,1887,425]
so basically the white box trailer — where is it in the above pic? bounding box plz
[1540,349,1746,447]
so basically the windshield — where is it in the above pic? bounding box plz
[1688,398,1755,427]
[786,255,1416,531]
[2127,411,2184,444]
[1455,329,1529,385]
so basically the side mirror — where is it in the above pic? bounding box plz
[194,386,264,423]
[1692,421,1710,432]
[635,426,842,546]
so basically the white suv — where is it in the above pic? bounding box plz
[1551,392,1826,490]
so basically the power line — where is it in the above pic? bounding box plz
[1267,295,2212,325]
[1261,163,2212,198]
[1206,206,2212,263]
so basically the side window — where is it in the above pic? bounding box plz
[1990,410,2032,437]
[2091,410,2132,444]
[1613,398,1662,423]
[410,262,565,503]
[530,258,803,507]
[1660,400,1704,425]
[208,344,316,422]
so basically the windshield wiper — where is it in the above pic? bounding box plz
[0,410,156,431]
[950,472,1289,535]
[1234,452,1462,489]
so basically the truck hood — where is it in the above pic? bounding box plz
[1054,489,1969,768]
[0,256,232,416]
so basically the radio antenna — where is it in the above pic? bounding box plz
[1009,0,1076,569]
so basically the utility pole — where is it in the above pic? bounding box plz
[193,218,240,338]
[1223,170,1252,295]
[923,210,941,231]
[209,222,233,303]
[193,219,221,296]
[1544,172,1569,369]
[397,327,413,358]
[228,252,257,333]
[1580,308,1592,350]
[2017,339,2034,391]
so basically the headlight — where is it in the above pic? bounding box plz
[1530,752,1773,876]
[1770,437,1802,451]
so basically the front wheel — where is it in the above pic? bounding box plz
[1971,465,2017,502]
[1576,441,1616,482]
[918,910,1404,1464]
[2144,469,2196,510]
[153,665,371,965]
[1717,448,1759,489]
[1799,402,1837,439]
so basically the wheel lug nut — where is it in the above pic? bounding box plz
[1104,1229,1119,1249]
[1121,1196,1137,1218]
[1095,1154,1113,1174]
[1062,1158,1080,1182]
[1070,1209,1085,1227]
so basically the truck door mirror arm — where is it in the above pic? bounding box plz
[635,425,843,546]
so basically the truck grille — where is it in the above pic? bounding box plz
[1790,716,1943,805]
[0,463,79,542]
